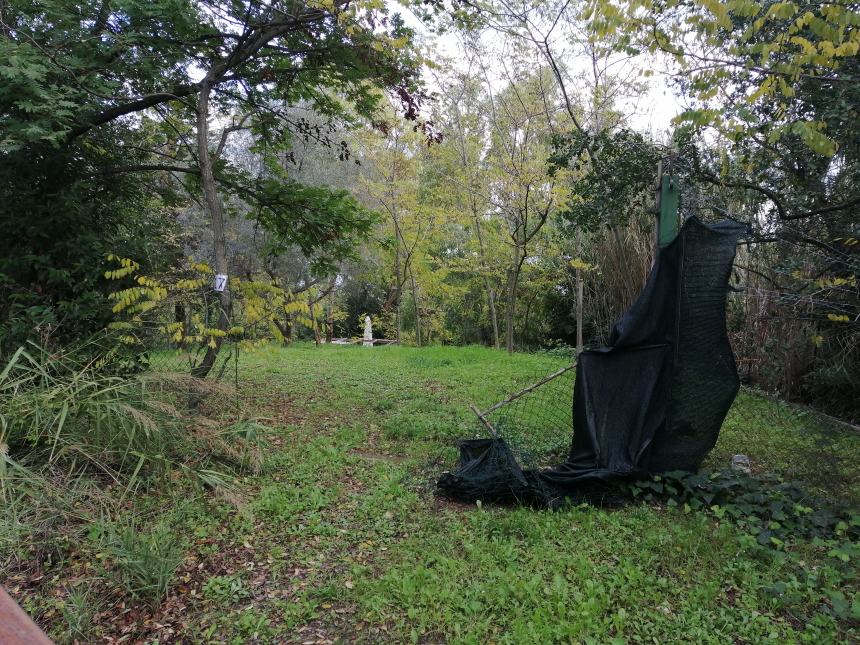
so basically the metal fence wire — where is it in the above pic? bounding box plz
[477,364,576,470]
[463,187,858,494]
[470,359,855,497]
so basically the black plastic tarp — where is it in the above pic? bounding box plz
[438,217,747,506]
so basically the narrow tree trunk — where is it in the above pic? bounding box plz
[576,230,584,355]
[192,82,230,380]
[505,248,525,354]
[486,285,500,349]
[325,293,333,343]
[273,319,290,346]
[504,275,516,353]
[393,240,402,343]
[310,298,320,346]
[389,136,403,345]
[520,291,539,342]
[472,211,500,349]
[174,304,186,349]
[409,267,421,346]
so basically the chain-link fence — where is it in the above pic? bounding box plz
[137,288,241,386]
[473,364,575,470]
[463,351,858,505]
[672,154,859,423]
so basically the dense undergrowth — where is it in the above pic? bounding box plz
[2,343,858,643]
[0,340,262,623]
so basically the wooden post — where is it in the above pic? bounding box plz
[575,231,584,355]
[469,403,499,438]
[468,363,577,441]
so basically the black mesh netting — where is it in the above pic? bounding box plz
[437,217,748,507]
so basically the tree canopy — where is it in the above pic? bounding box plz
[1,0,856,416]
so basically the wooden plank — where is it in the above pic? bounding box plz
[0,586,53,644]
[330,338,399,345]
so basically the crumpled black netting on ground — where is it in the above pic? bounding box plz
[437,217,748,507]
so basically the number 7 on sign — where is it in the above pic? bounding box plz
[214,274,228,292]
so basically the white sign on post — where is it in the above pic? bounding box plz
[214,274,228,292]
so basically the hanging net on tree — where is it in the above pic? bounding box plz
[437,216,748,507]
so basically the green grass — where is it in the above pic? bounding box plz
[6,343,860,643]
[713,390,860,502]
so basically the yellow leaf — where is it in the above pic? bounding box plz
[766,2,798,20]
[569,258,594,271]
[835,40,859,57]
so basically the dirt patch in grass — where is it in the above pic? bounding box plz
[350,449,407,464]
[271,394,306,426]
[430,494,474,514]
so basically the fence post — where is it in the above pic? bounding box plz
[655,154,680,248]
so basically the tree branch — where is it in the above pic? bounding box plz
[66,86,199,141]
[94,164,200,176]
[700,171,860,221]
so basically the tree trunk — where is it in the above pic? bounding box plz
[273,319,290,346]
[505,247,525,354]
[504,276,515,353]
[191,82,231,380]
[325,293,333,343]
[576,230,584,355]
[309,298,321,346]
[393,238,402,343]
[520,290,539,342]
[487,284,500,350]
[409,267,421,346]
[389,136,403,345]
[174,304,186,349]
[472,211,500,349]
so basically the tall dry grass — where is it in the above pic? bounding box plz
[584,214,654,344]
[0,339,263,585]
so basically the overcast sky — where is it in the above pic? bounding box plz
[389,2,688,140]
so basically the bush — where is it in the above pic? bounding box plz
[61,585,100,642]
[0,340,232,487]
[0,338,259,581]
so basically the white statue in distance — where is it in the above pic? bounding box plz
[363,315,373,347]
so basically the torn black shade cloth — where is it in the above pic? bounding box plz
[437,217,748,506]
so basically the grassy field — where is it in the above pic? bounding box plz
[7,343,860,643]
